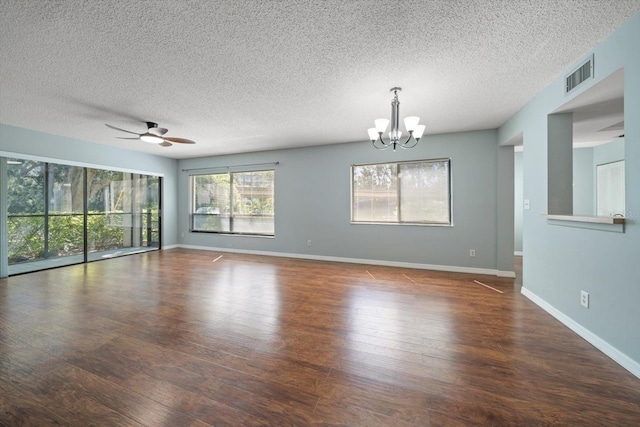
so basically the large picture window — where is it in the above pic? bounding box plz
[351,159,451,225]
[191,170,275,236]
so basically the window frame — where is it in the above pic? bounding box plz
[190,169,275,237]
[350,158,452,226]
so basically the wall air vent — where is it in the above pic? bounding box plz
[565,54,594,94]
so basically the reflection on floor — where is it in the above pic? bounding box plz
[8,246,159,275]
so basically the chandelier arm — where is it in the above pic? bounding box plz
[373,133,390,147]
[400,138,419,149]
[400,132,419,149]
[407,138,420,148]
[402,131,414,146]
[372,137,392,150]
[372,141,392,150]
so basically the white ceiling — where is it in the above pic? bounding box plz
[1,1,638,159]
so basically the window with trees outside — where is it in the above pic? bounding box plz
[191,170,275,236]
[351,159,451,225]
[5,157,161,275]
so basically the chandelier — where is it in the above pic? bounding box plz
[367,87,425,151]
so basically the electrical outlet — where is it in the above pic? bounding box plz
[307,240,312,247]
[524,199,530,210]
[181,232,185,238]
[470,249,476,257]
[581,291,589,308]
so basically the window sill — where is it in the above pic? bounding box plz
[541,214,625,232]
[542,214,625,224]
[350,221,453,227]
[190,230,275,238]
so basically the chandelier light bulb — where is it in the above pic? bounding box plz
[367,128,379,141]
[389,130,402,140]
[404,116,420,132]
[375,118,389,133]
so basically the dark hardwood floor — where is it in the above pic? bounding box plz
[1,249,639,426]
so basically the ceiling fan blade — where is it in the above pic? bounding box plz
[159,141,173,147]
[116,137,141,140]
[149,127,169,136]
[105,124,141,135]
[164,137,196,144]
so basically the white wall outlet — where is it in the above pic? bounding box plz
[307,239,312,247]
[581,290,589,308]
[181,232,185,238]
[524,199,530,210]
[470,249,476,257]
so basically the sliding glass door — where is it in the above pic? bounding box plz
[46,163,85,263]
[86,170,161,261]
[6,158,161,275]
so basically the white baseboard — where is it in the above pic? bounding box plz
[514,251,523,256]
[177,244,512,277]
[521,287,640,380]
[162,244,179,250]
[497,270,516,278]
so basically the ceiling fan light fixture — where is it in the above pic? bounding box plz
[140,134,164,144]
[106,122,195,147]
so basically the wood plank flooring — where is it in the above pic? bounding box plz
[1,249,639,426]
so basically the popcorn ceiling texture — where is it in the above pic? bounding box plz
[1,0,639,158]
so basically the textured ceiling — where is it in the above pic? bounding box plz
[1,1,639,159]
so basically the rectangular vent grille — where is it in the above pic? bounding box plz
[566,55,594,94]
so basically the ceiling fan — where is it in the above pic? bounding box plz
[105,121,195,147]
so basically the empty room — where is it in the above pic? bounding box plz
[1,1,639,426]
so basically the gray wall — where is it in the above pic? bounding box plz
[498,13,640,371]
[573,147,594,215]
[594,138,625,165]
[496,145,515,272]
[178,129,514,275]
[547,114,574,215]
[0,124,179,269]
[1,125,515,277]
[514,150,523,253]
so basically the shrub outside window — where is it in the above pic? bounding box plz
[191,170,275,236]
